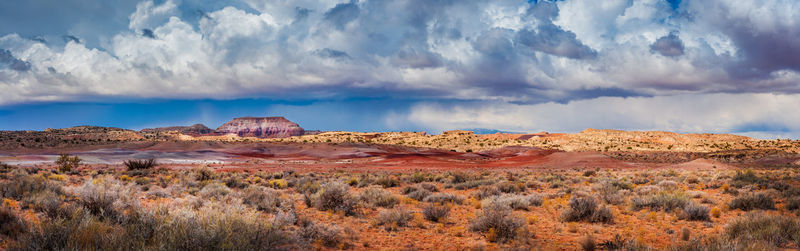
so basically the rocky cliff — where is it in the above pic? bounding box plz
[215,117,304,138]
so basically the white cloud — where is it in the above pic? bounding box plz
[400,93,800,139]
[0,0,798,109]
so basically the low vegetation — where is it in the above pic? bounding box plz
[0,161,798,250]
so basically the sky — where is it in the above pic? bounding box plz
[1,0,800,138]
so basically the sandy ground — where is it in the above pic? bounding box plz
[0,142,735,172]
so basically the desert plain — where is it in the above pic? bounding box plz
[1,117,799,250]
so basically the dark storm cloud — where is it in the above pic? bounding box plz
[294,7,311,22]
[0,49,31,72]
[516,24,597,59]
[324,1,360,30]
[681,1,800,81]
[142,29,156,39]
[314,48,350,59]
[650,31,684,57]
[518,1,596,59]
[1,0,799,107]
[391,48,444,69]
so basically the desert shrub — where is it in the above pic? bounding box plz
[561,197,613,223]
[1,205,27,238]
[782,187,800,198]
[375,176,399,188]
[450,172,471,183]
[123,159,156,171]
[407,189,432,201]
[631,176,650,185]
[295,219,344,248]
[409,172,432,183]
[677,228,690,242]
[474,186,501,199]
[30,190,66,219]
[724,212,800,248]
[482,194,534,211]
[73,179,126,220]
[198,182,231,200]
[359,187,399,208]
[596,182,627,205]
[0,162,13,173]
[496,181,524,194]
[469,207,525,242]
[376,208,413,231]
[241,186,283,213]
[224,175,248,189]
[679,203,710,221]
[598,234,650,250]
[657,180,679,190]
[731,169,764,188]
[418,183,438,192]
[423,193,465,204]
[1,174,62,200]
[527,194,544,206]
[156,203,292,250]
[453,180,494,190]
[422,204,449,222]
[634,185,660,195]
[630,191,689,212]
[194,166,216,181]
[55,153,81,172]
[579,235,595,251]
[729,192,775,211]
[313,181,359,216]
[787,196,800,211]
[295,177,320,194]
[401,183,438,195]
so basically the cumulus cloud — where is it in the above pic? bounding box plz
[0,49,31,71]
[0,0,798,108]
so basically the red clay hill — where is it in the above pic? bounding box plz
[215,116,305,138]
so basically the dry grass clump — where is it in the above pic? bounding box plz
[375,176,400,188]
[469,206,525,242]
[423,193,465,204]
[422,204,449,222]
[0,205,27,238]
[359,186,400,208]
[194,166,216,181]
[376,208,413,231]
[679,203,710,221]
[724,212,800,248]
[729,192,775,211]
[1,173,63,200]
[786,196,800,211]
[296,218,345,248]
[197,182,231,200]
[403,183,439,201]
[311,181,359,216]
[481,194,541,211]
[561,196,613,223]
[241,186,285,213]
[578,234,595,251]
[630,191,689,212]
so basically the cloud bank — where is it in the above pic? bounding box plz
[0,0,799,137]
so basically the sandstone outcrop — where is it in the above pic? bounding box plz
[215,117,304,138]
